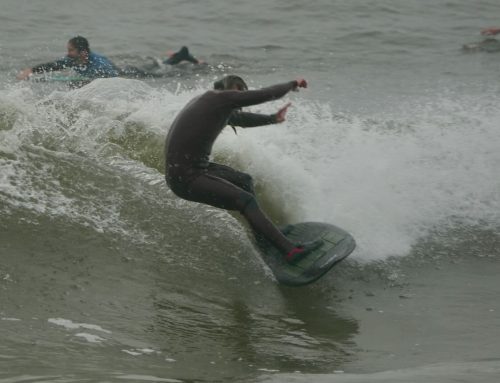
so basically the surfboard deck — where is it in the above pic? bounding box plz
[254,222,356,286]
[30,75,89,82]
[29,75,91,87]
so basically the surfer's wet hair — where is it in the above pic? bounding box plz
[213,75,248,91]
[68,36,90,53]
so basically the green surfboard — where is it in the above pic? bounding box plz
[254,222,356,286]
[30,74,90,83]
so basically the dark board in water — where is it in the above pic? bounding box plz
[254,222,356,286]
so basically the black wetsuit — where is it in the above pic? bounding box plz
[165,81,299,253]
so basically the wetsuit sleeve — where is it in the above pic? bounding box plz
[32,57,73,73]
[227,111,276,128]
[221,81,298,109]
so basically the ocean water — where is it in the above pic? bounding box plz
[1,0,500,382]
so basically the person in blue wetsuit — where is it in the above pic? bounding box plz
[16,36,119,80]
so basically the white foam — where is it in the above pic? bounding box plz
[74,333,106,343]
[0,80,193,242]
[138,348,157,354]
[217,91,500,260]
[48,318,111,334]
[2,82,499,260]
[121,348,161,356]
[258,368,281,372]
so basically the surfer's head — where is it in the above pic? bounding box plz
[67,36,90,62]
[213,75,248,91]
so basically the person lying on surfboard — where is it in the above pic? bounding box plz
[462,28,500,53]
[16,36,120,81]
[16,36,202,81]
[164,75,324,263]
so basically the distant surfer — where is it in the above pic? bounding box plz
[462,28,500,53]
[16,36,120,81]
[481,27,500,37]
[165,75,323,263]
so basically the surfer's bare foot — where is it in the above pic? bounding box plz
[285,239,324,264]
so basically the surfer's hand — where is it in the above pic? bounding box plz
[293,78,307,91]
[481,27,500,36]
[275,102,292,123]
[16,68,33,81]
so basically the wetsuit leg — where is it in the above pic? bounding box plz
[184,172,295,254]
[165,46,199,65]
[206,162,255,195]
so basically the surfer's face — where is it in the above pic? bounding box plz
[67,43,88,63]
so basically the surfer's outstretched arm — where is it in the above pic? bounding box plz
[228,103,292,128]
[16,58,70,80]
[31,58,72,73]
[228,111,276,127]
[221,79,307,109]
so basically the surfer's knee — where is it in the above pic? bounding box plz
[237,192,257,213]
[241,173,255,194]
[165,174,191,200]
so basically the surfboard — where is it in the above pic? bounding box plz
[462,38,500,53]
[29,74,90,83]
[254,222,356,286]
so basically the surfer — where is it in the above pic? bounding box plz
[16,37,202,82]
[462,28,500,53]
[165,75,323,263]
[481,27,500,36]
[16,36,119,81]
